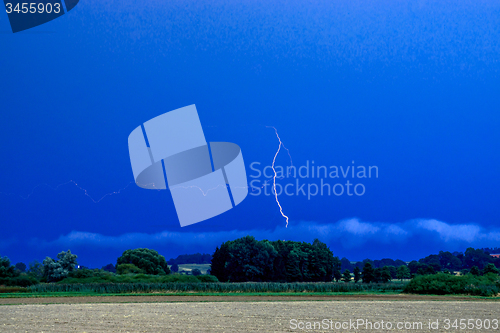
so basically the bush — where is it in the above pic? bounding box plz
[116,264,145,275]
[404,272,500,296]
[117,248,170,275]
[192,269,202,276]
[68,269,96,279]
[58,272,206,284]
[196,275,219,283]
[8,275,38,287]
[0,286,27,293]
[68,268,113,279]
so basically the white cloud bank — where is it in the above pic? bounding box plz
[33,218,500,263]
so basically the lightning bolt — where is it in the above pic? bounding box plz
[267,126,292,228]
[1,125,293,226]
[170,125,293,229]
[72,180,135,203]
[0,180,134,203]
[170,184,228,196]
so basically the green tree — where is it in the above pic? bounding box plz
[212,237,336,283]
[285,249,304,282]
[470,265,480,276]
[380,266,392,283]
[362,262,375,283]
[117,248,170,275]
[171,263,179,273]
[413,262,435,276]
[272,240,308,282]
[43,257,66,282]
[340,257,353,272]
[438,251,462,271]
[464,248,492,270]
[192,268,202,276]
[116,263,145,274]
[408,260,420,276]
[424,265,436,275]
[101,263,116,273]
[225,236,278,282]
[394,259,407,267]
[386,265,397,279]
[15,262,26,273]
[28,260,44,280]
[419,254,442,272]
[332,257,342,282]
[169,253,212,265]
[210,244,230,282]
[342,269,351,283]
[483,263,499,275]
[57,250,78,272]
[396,265,410,281]
[269,240,288,282]
[43,250,78,282]
[0,256,19,284]
[353,266,361,283]
[308,239,335,282]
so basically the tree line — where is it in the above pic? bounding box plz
[2,238,499,287]
[210,236,500,283]
[211,236,336,282]
[338,248,500,281]
[0,248,171,286]
[209,236,414,283]
[168,253,212,265]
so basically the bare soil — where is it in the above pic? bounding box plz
[1,299,499,332]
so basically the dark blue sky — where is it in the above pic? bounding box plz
[1,0,499,267]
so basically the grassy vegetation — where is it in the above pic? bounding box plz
[0,286,28,294]
[1,264,410,298]
[404,273,500,296]
[17,281,406,295]
[58,273,218,284]
[7,272,500,298]
[0,292,409,300]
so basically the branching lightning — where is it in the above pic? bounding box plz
[267,126,292,228]
[171,126,293,228]
[72,180,135,203]
[170,184,228,196]
[0,125,293,227]
[0,180,133,203]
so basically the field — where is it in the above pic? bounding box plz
[1,297,499,332]
[2,274,499,331]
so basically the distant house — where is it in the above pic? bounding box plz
[490,254,500,258]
